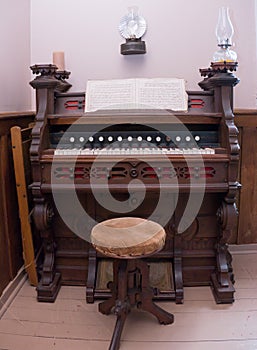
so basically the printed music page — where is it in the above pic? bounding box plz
[85,78,188,112]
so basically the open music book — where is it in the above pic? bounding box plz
[85,78,188,113]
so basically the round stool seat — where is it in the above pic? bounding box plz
[91,217,166,258]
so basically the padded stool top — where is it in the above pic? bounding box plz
[91,217,166,259]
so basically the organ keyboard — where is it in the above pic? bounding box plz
[52,128,217,155]
[29,62,240,304]
[54,147,215,155]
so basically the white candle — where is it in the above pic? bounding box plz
[53,51,65,71]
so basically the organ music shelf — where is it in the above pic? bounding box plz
[47,111,223,126]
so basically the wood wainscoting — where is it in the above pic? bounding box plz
[235,109,257,244]
[0,112,35,297]
[0,109,257,298]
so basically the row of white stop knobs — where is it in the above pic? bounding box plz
[67,134,201,144]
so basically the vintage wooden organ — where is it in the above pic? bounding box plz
[29,62,240,304]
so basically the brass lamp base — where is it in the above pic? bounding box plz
[120,39,146,55]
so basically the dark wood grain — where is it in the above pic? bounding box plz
[235,111,257,244]
[29,63,240,304]
[0,112,35,297]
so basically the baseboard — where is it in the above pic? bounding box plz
[229,243,257,254]
[0,267,27,319]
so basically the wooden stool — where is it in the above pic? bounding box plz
[91,217,174,350]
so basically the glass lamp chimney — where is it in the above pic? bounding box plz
[216,7,234,47]
[213,7,237,62]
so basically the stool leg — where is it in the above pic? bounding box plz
[137,260,174,325]
[86,247,97,303]
[109,311,127,350]
[109,260,130,350]
[174,235,184,304]
[99,261,119,315]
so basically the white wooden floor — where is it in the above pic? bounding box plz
[1,251,257,350]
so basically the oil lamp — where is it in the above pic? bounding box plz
[213,7,237,62]
[119,6,147,55]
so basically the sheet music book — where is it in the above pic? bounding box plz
[85,78,188,112]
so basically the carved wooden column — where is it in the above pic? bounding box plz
[30,65,61,301]
[199,62,240,303]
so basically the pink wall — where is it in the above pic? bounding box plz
[29,1,257,109]
[0,0,31,112]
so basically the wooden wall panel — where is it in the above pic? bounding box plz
[235,110,257,244]
[0,109,257,297]
[0,112,35,296]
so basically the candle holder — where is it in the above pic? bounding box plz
[54,70,72,92]
[30,64,59,91]
[30,64,72,92]
[200,61,238,78]
[30,64,57,77]
[199,61,239,91]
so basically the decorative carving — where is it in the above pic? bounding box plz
[33,202,54,231]
[188,98,205,109]
[53,165,217,181]
[199,61,239,91]
[198,60,240,300]
[199,61,238,78]
[30,64,58,77]
[221,86,240,157]
[217,201,238,244]
[34,200,61,301]
[30,64,60,172]
[176,166,216,179]
[41,236,56,285]
[200,61,238,78]
[211,61,238,73]
[64,99,85,110]
[130,168,138,178]
[212,200,237,302]
[54,70,72,92]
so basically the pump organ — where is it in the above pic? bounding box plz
[29,62,240,304]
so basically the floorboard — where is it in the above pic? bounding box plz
[0,252,257,350]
